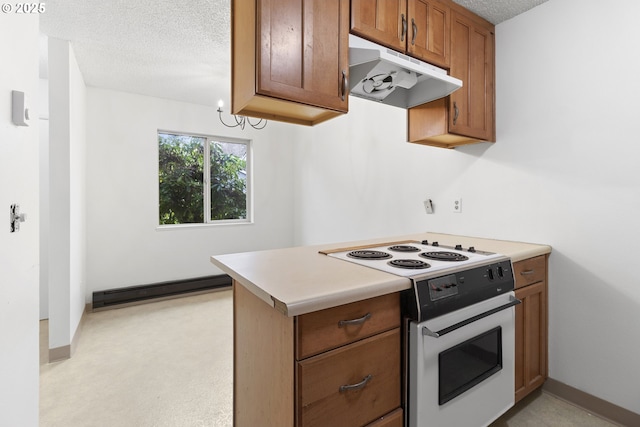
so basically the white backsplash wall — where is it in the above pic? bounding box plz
[85,88,299,293]
[293,0,640,415]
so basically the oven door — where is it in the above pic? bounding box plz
[407,292,518,427]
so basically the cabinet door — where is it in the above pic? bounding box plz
[407,0,450,68]
[449,10,495,141]
[351,0,407,51]
[514,280,548,403]
[258,0,349,112]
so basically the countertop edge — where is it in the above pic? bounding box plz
[281,277,411,317]
[210,255,275,309]
[210,233,552,317]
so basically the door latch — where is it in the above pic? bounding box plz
[10,204,27,232]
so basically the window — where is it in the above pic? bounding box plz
[158,131,251,225]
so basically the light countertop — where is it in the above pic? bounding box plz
[210,232,551,317]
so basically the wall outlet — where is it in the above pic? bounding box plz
[453,198,462,213]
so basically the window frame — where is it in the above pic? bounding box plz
[157,129,253,228]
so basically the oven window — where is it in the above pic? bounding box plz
[439,326,502,405]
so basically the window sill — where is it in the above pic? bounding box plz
[156,221,253,231]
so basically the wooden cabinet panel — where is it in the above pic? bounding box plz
[350,0,407,51]
[514,255,546,289]
[234,281,402,427]
[297,328,401,427]
[232,0,348,126]
[407,4,495,148]
[514,277,548,403]
[407,0,450,67]
[233,282,294,427]
[351,0,448,67]
[296,292,400,359]
[258,0,349,111]
[366,408,403,427]
[448,10,494,141]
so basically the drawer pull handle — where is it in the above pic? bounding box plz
[338,312,371,327]
[520,269,535,275]
[339,374,372,393]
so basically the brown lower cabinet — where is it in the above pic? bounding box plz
[297,329,401,426]
[233,255,548,426]
[234,282,402,427]
[513,255,549,402]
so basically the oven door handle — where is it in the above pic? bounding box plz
[422,296,521,338]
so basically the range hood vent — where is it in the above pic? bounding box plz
[349,35,462,109]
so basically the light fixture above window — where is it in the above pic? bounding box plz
[217,100,267,130]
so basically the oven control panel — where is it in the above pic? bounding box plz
[406,259,515,322]
[428,274,459,301]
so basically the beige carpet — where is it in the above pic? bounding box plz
[39,289,617,427]
[40,290,232,427]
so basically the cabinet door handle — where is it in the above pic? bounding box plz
[453,101,459,125]
[339,374,372,393]
[520,269,535,275]
[338,312,371,327]
[411,18,417,45]
[341,69,348,101]
[401,14,407,42]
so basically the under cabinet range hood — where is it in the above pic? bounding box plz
[348,35,462,109]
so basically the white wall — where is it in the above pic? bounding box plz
[293,0,640,414]
[0,12,40,426]
[85,88,299,292]
[39,78,50,320]
[48,38,87,349]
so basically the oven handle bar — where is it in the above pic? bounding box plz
[422,296,521,338]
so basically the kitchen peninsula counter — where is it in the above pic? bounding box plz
[210,232,551,316]
[214,232,551,426]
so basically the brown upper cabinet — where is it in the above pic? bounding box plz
[408,6,495,148]
[231,0,349,126]
[351,0,450,68]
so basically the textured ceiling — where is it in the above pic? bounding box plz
[452,0,548,26]
[39,0,548,108]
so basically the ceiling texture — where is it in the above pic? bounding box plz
[39,0,549,108]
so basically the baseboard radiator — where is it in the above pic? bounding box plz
[92,274,232,309]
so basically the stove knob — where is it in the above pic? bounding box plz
[487,268,494,280]
[455,244,463,250]
[432,241,439,247]
[468,246,476,253]
[421,240,429,245]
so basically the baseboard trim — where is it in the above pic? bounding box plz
[48,344,70,362]
[48,307,88,362]
[91,274,232,310]
[544,378,640,426]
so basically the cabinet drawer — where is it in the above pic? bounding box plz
[297,328,401,427]
[513,255,546,289]
[366,408,403,427]
[296,293,400,359]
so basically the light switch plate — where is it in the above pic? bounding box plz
[12,90,29,127]
[423,199,434,214]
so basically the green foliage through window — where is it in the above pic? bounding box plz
[158,132,249,225]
